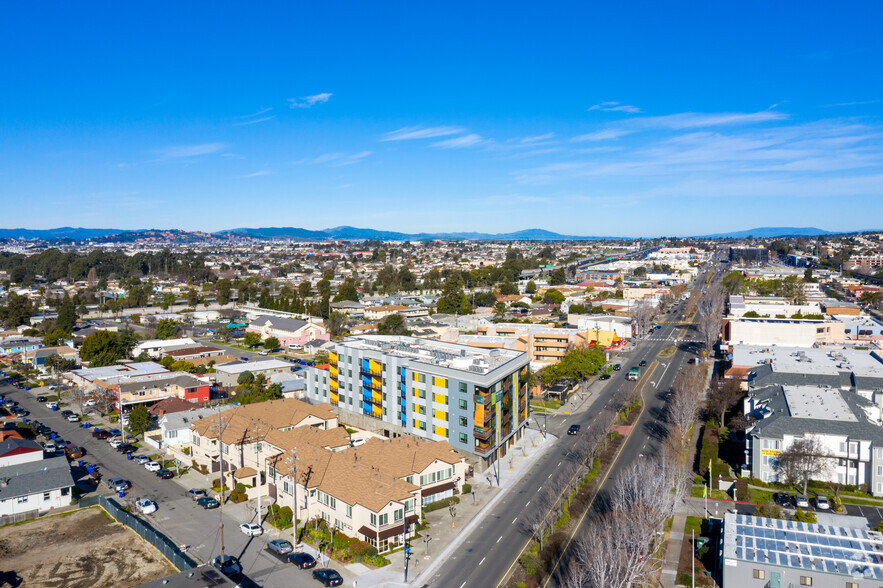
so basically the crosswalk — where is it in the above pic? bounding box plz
[646,337,701,343]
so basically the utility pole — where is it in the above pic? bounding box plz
[209,403,230,563]
[248,417,274,527]
[285,448,300,546]
[402,500,411,583]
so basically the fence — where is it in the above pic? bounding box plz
[79,495,197,570]
[0,508,39,526]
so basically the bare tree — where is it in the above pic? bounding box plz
[668,385,700,449]
[525,489,555,551]
[696,284,724,352]
[777,435,834,495]
[706,378,743,426]
[95,386,117,415]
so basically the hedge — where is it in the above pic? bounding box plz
[423,496,459,513]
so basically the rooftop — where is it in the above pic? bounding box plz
[784,386,857,422]
[733,345,883,379]
[724,512,883,580]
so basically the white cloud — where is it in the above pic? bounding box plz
[588,101,642,114]
[432,133,483,149]
[154,143,228,159]
[517,133,556,144]
[380,126,466,142]
[288,93,333,108]
[631,110,788,130]
[571,128,635,142]
[234,107,275,126]
[296,151,372,166]
[238,170,271,178]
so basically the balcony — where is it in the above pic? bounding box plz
[475,392,492,405]
[473,425,492,440]
[360,368,382,378]
[474,443,493,455]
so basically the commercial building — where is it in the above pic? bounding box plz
[303,335,530,467]
[722,512,883,587]
[213,359,295,387]
[724,317,846,347]
[95,371,211,411]
[729,247,769,263]
[132,338,198,359]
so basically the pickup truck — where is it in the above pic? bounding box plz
[627,367,640,381]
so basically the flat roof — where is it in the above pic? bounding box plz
[724,512,883,580]
[215,359,292,374]
[784,386,857,422]
[732,345,883,379]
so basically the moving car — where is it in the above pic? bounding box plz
[186,488,207,500]
[267,539,294,556]
[793,495,810,509]
[816,496,831,510]
[212,554,243,579]
[240,522,263,536]
[638,360,647,367]
[66,414,80,422]
[567,424,581,435]
[288,552,317,569]
[312,569,343,586]
[197,496,220,509]
[136,498,157,514]
[156,469,174,479]
[144,461,161,472]
[36,395,47,402]
[613,364,621,371]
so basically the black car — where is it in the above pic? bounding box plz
[36,395,47,402]
[61,409,73,417]
[638,360,647,367]
[197,496,220,509]
[613,364,621,371]
[116,444,136,453]
[567,424,581,435]
[289,552,317,569]
[312,569,343,586]
[600,374,611,380]
[156,469,174,479]
[212,554,243,578]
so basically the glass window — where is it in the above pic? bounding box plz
[459,399,468,410]
[752,570,765,579]
[459,416,468,427]
[459,433,467,443]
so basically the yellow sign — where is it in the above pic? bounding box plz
[761,449,781,457]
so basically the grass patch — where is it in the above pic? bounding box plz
[530,398,562,410]
[658,345,677,358]
[684,515,704,536]
[749,488,775,504]
[690,486,729,500]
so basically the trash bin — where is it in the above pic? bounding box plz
[118,490,125,498]
[126,452,133,460]
[22,417,27,423]
[52,405,58,412]
[78,460,84,467]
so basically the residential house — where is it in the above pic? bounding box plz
[213,359,294,387]
[246,315,329,348]
[132,338,198,359]
[0,440,75,518]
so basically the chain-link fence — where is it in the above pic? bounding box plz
[79,495,197,570]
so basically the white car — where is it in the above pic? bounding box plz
[84,399,97,407]
[48,385,57,390]
[239,523,263,536]
[136,498,157,514]
[66,414,80,422]
[816,496,831,510]
[145,461,161,472]
[46,402,57,410]
[109,439,123,449]
[133,455,151,465]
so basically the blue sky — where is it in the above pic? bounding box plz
[1,1,882,237]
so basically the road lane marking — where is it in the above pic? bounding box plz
[479,557,486,566]
[497,536,503,543]
[512,517,518,524]
[548,473,552,479]
[461,583,467,588]
[557,462,562,467]
[525,501,530,507]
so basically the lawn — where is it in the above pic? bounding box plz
[530,398,562,411]
[691,486,729,500]
[749,488,775,505]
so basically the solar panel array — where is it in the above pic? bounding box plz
[726,513,883,580]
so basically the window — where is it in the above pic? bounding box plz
[459,399,468,410]
[43,492,50,501]
[433,376,447,388]
[414,389,426,399]
[346,504,352,518]
[413,372,425,383]
[394,508,403,522]
[404,498,414,512]
[799,577,812,586]
[370,513,377,526]
[459,382,467,393]
[846,582,859,588]
[850,442,859,455]
[840,442,848,453]
[877,448,883,459]
[379,513,388,526]
[459,433,467,444]
[459,416,468,427]
[752,569,765,580]
[16,496,28,504]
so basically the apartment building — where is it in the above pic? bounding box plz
[460,323,613,367]
[95,371,211,411]
[303,335,530,468]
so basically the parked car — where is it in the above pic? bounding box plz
[43,441,57,452]
[567,424,581,435]
[108,429,122,437]
[312,569,343,587]
[107,477,130,491]
[613,364,621,371]
[267,539,294,556]
[84,399,97,407]
[240,522,263,536]
[53,437,66,448]
[145,461,161,472]
[64,446,84,459]
[117,444,136,454]
[136,498,157,514]
[92,429,110,439]
[45,402,57,410]
[289,552,317,569]
[197,496,220,509]
[773,492,792,507]
[687,358,699,365]
[212,555,242,578]
[816,496,831,510]
[66,414,80,423]
[109,439,123,449]
[61,410,73,417]
[133,455,150,465]
[600,374,611,380]
[156,469,174,479]
[794,495,810,509]
[36,395,47,402]
[186,489,207,500]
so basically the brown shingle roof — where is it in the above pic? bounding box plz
[352,437,463,479]
[191,398,336,444]
[165,346,223,357]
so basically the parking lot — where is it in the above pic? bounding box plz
[1,377,350,588]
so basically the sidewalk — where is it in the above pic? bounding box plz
[661,512,686,588]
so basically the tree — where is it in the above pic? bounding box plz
[263,337,280,350]
[632,266,647,278]
[79,330,124,367]
[777,436,833,496]
[56,295,78,332]
[187,288,199,307]
[332,278,360,303]
[550,268,566,285]
[42,328,70,347]
[697,285,724,352]
[543,289,565,305]
[722,270,747,295]
[216,326,234,342]
[216,278,232,305]
[0,292,34,328]
[706,378,743,426]
[377,313,411,336]
[569,303,587,315]
[161,293,176,310]
[493,302,507,319]
[525,280,537,294]
[326,312,350,339]
[498,281,518,295]
[117,326,140,355]
[237,371,255,386]
[155,318,181,340]
[128,404,153,439]
[436,276,471,315]
[243,332,262,348]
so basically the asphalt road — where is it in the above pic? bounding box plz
[427,298,703,588]
[0,378,320,588]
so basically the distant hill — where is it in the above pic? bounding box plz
[0,227,125,240]
[222,226,613,241]
[700,227,837,239]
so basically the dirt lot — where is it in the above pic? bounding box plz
[0,507,177,587]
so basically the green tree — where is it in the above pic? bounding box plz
[376,313,411,335]
[436,276,472,315]
[568,304,587,315]
[56,295,78,332]
[0,292,34,328]
[722,270,747,295]
[79,330,124,367]
[263,337,280,350]
[494,302,507,318]
[332,278,360,303]
[237,370,255,386]
[161,293,176,309]
[243,332,262,348]
[187,288,199,307]
[42,328,70,347]
[498,281,518,295]
[127,404,153,438]
[155,318,181,340]
[550,268,566,285]
[216,326,234,342]
[543,289,565,305]
[262,383,284,401]
[525,280,537,294]
[216,279,232,305]
[135,351,151,362]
